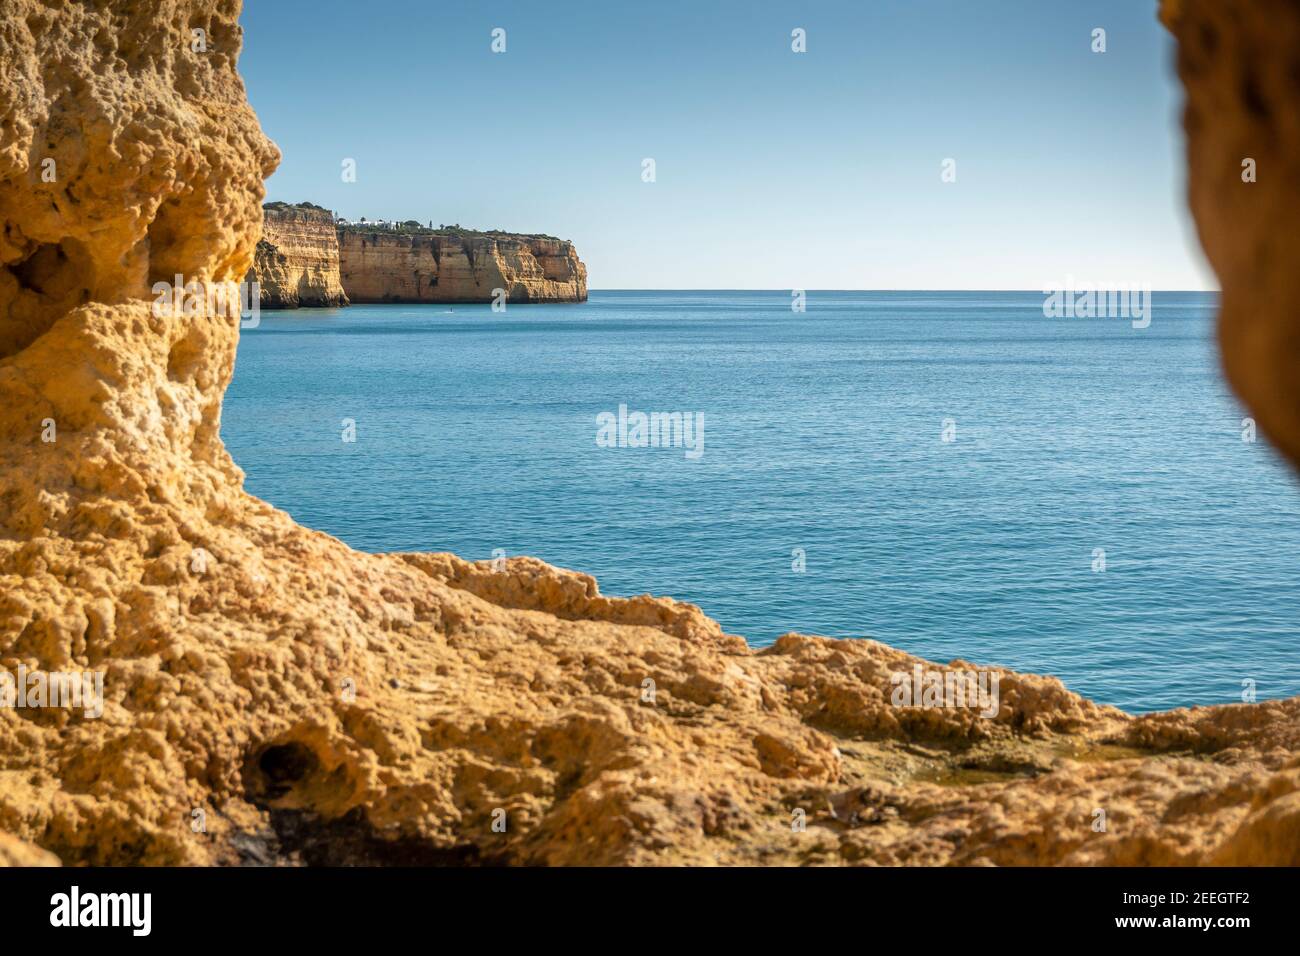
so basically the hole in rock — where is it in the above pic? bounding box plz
[255,742,320,798]
[239,742,510,866]
[146,198,197,285]
[1,237,94,359]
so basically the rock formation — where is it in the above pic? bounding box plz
[246,202,347,309]
[245,208,588,308]
[1160,0,1300,470]
[0,0,1296,867]
[337,227,587,304]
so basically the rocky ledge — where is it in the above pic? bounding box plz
[0,0,1296,867]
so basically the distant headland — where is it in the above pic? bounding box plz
[247,201,588,309]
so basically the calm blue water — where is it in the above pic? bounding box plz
[222,291,1300,713]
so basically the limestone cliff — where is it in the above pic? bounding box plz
[246,211,588,308]
[247,202,347,309]
[0,0,1297,868]
[338,227,587,304]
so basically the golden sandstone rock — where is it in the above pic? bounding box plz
[246,205,585,310]
[0,0,1296,866]
[247,204,587,308]
[247,203,348,309]
[337,227,587,304]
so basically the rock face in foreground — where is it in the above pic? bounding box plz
[1161,0,1300,470]
[0,0,1297,867]
[337,228,587,304]
[247,203,347,309]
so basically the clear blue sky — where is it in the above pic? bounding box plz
[238,0,1214,291]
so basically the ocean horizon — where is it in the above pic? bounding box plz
[222,290,1300,714]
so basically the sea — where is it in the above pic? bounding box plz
[221,290,1300,713]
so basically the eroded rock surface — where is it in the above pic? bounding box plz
[0,0,1296,866]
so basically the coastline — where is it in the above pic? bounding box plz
[0,0,1296,868]
[248,202,587,309]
